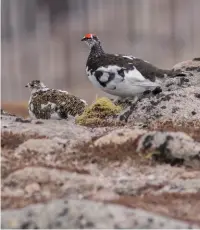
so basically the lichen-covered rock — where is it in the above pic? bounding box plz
[173,57,200,74]
[76,97,122,126]
[137,131,200,167]
[2,167,110,199]
[15,139,65,156]
[1,113,93,141]
[1,198,198,229]
[1,109,16,117]
[162,58,200,91]
[125,86,200,123]
[92,129,200,168]
[93,128,146,147]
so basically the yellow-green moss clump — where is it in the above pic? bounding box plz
[76,97,122,127]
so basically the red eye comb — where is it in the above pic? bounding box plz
[81,33,97,41]
[85,33,93,38]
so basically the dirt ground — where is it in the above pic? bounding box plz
[1,102,29,118]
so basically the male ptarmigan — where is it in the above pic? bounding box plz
[81,33,184,99]
[26,80,87,119]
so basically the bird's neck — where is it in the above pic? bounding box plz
[31,87,49,94]
[89,43,105,59]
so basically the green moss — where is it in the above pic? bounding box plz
[142,150,160,159]
[76,97,122,127]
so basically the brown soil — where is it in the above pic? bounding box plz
[1,196,52,210]
[148,120,200,142]
[1,131,47,150]
[1,102,29,118]
[106,192,200,225]
[71,138,154,168]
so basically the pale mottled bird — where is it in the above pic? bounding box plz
[26,80,87,119]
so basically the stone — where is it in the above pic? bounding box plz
[15,139,65,156]
[93,128,146,147]
[1,199,198,229]
[137,131,200,164]
[25,183,41,197]
[126,86,200,124]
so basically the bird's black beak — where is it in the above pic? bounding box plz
[81,37,86,41]
[25,84,28,88]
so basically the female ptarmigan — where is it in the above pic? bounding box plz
[26,80,87,119]
[81,33,184,98]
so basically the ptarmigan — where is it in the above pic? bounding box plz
[26,80,87,119]
[81,33,184,99]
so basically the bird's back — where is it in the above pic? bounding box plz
[29,89,86,119]
[87,53,172,82]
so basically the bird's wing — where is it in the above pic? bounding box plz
[95,64,160,91]
[95,65,125,84]
[92,54,161,90]
[112,55,160,88]
[124,66,160,88]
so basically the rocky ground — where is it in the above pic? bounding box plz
[1,58,200,229]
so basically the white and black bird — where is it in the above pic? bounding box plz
[81,33,185,99]
[26,80,87,119]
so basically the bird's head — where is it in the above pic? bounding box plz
[25,80,47,91]
[81,33,100,48]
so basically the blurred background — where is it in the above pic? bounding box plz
[1,0,200,115]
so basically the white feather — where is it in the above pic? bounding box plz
[122,55,136,60]
[125,68,159,87]
[97,65,121,73]
[87,65,160,97]
[99,72,110,82]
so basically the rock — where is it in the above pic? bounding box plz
[15,117,31,123]
[2,166,111,201]
[137,131,200,167]
[93,128,146,147]
[15,139,65,156]
[24,183,41,197]
[89,189,120,201]
[1,198,198,229]
[173,58,200,74]
[1,114,96,141]
[1,109,16,117]
[104,163,200,195]
[1,110,116,142]
[172,58,200,88]
[2,187,24,197]
[92,129,200,168]
[157,178,200,194]
[126,86,200,124]
[1,156,11,178]
[3,167,53,186]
